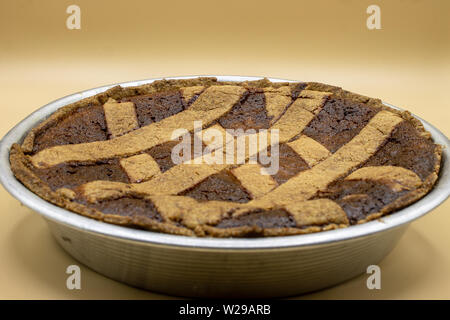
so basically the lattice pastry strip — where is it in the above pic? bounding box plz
[284,199,349,227]
[119,153,161,183]
[231,164,278,199]
[103,98,139,138]
[271,91,331,141]
[345,166,422,191]
[180,86,205,104]
[263,86,292,120]
[287,135,331,167]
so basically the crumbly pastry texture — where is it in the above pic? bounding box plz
[10,77,442,237]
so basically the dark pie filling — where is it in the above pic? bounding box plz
[215,209,296,229]
[146,133,206,173]
[181,170,252,203]
[364,121,437,180]
[34,159,129,190]
[218,89,272,130]
[121,90,185,126]
[317,180,408,224]
[301,97,381,152]
[33,104,107,153]
[260,144,310,185]
[91,197,163,221]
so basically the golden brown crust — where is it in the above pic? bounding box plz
[103,99,139,138]
[263,86,292,119]
[119,153,161,183]
[345,166,422,192]
[231,164,278,198]
[287,135,331,167]
[10,78,443,238]
[180,86,205,104]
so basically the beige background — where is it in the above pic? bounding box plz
[0,0,449,299]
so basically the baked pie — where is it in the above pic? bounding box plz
[10,77,442,237]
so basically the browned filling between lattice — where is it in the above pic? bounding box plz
[121,90,186,127]
[316,180,408,224]
[300,97,381,152]
[218,89,272,130]
[10,78,442,237]
[215,209,296,229]
[90,197,163,221]
[33,159,130,189]
[32,104,108,153]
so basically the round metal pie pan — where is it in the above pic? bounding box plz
[0,76,449,298]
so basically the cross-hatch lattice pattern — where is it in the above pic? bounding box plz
[29,83,425,235]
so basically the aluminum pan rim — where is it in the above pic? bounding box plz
[0,75,448,250]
